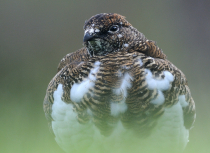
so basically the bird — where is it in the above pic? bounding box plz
[43,13,196,153]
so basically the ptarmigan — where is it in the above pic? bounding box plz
[43,13,196,153]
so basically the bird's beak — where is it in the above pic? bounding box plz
[83,32,95,42]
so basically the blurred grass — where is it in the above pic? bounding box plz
[0,0,210,153]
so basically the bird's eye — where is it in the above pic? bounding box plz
[109,25,119,32]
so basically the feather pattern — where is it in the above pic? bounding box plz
[43,13,195,153]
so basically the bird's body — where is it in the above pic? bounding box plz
[44,13,195,153]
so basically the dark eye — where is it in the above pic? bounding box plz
[109,25,119,32]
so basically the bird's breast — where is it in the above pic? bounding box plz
[51,82,189,153]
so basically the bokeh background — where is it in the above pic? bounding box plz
[0,0,209,153]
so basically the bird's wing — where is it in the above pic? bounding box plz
[44,47,89,131]
[136,54,196,130]
[57,47,89,72]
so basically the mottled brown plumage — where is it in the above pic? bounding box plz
[43,13,195,153]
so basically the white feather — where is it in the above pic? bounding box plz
[150,90,165,105]
[145,69,174,91]
[139,59,143,66]
[151,99,189,152]
[145,69,174,105]
[118,34,123,38]
[124,43,129,47]
[95,29,100,32]
[111,73,133,116]
[89,28,94,35]
[179,95,189,107]
[70,61,100,103]
[110,102,127,117]
[52,84,97,152]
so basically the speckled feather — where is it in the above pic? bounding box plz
[43,13,195,152]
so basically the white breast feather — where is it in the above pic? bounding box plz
[70,61,100,103]
[52,84,99,152]
[179,95,189,107]
[150,90,165,105]
[145,69,174,91]
[145,69,174,105]
[151,98,189,152]
[111,73,133,116]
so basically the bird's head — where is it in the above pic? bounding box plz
[83,13,146,56]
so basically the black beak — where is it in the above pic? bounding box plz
[83,33,95,42]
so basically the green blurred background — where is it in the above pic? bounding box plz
[0,0,209,153]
